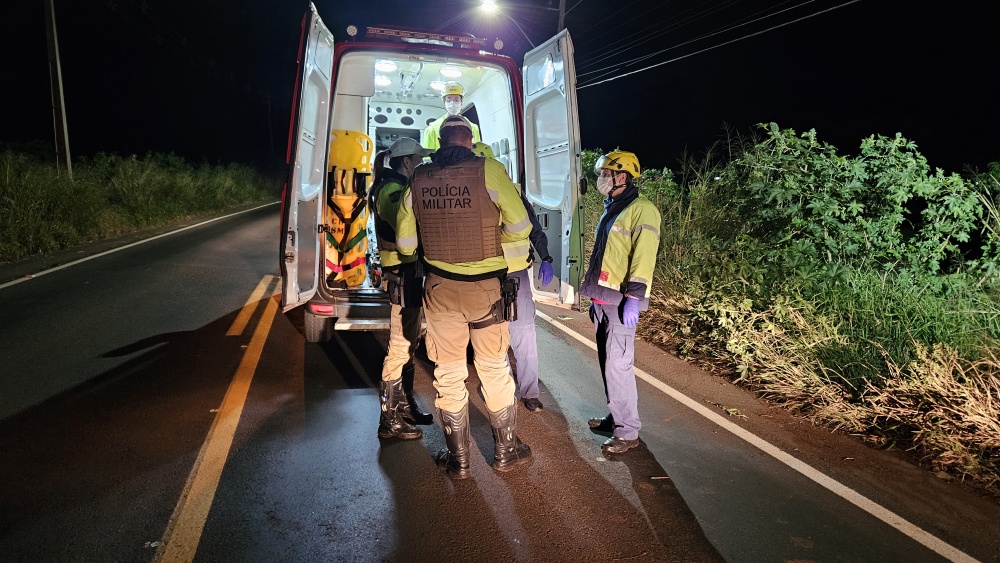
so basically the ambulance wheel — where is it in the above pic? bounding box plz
[304,312,333,343]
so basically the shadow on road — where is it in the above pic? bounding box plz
[369,359,725,562]
[0,310,251,560]
[610,441,726,562]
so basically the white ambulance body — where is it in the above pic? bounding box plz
[281,3,583,342]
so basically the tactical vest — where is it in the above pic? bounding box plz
[370,179,398,252]
[411,157,501,263]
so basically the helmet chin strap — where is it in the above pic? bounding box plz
[610,174,627,197]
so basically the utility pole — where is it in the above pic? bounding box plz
[558,0,566,31]
[44,0,72,179]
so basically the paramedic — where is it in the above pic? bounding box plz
[583,151,661,454]
[370,138,435,441]
[421,81,481,151]
[472,142,554,413]
[397,115,534,478]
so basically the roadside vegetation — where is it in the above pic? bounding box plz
[4,133,996,494]
[0,147,281,263]
[582,125,1000,496]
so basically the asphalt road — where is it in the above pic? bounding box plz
[0,204,997,562]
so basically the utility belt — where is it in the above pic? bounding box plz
[470,274,519,330]
[383,262,424,308]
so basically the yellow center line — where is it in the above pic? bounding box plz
[153,286,280,563]
[226,276,275,336]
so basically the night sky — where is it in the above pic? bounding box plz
[2,1,997,175]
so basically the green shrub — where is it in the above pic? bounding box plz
[597,127,1000,492]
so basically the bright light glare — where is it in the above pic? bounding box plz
[441,66,463,78]
[482,0,498,13]
[429,80,446,91]
[375,60,397,72]
[374,75,392,87]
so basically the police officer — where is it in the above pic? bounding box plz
[370,138,435,440]
[397,115,534,478]
[472,142,554,412]
[421,82,481,152]
[582,151,661,454]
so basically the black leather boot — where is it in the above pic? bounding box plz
[378,378,422,440]
[488,402,533,472]
[436,404,471,479]
[398,363,433,425]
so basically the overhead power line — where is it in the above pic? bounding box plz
[577,0,863,89]
[576,0,741,72]
[577,0,816,78]
[574,0,669,49]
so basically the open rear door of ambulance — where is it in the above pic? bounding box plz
[522,30,583,310]
[280,3,334,312]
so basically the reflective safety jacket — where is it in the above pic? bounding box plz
[396,147,532,281]
[370,169,416,269]
[421,114,482,151]
[579,194,661,310]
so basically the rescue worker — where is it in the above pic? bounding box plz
[370,138,435,440]
[421,81,481,151]
[472,141,554,412]
[397,115,534,479]
[583,151,661,454]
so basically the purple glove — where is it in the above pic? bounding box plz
[538,261,554,287]
[622,298,640,328]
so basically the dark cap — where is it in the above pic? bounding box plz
[440,115,473,133]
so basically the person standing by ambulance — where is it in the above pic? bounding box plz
[582,151,661,454]
[421,82,481,152]
[397,115,534,479]
[472,142,554,412]
[370,138,435,441]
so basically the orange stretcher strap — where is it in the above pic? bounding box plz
[325,256,366,273]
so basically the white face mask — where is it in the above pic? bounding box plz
[444,100,462,116]
[596,175,614,196]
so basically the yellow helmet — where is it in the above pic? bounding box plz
[471,142,495,159]
[441,81,464,99]
[595,150,640,179]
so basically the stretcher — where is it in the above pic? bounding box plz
[325,130,374,288]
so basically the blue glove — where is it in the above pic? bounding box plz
[622,298,640,328]
[538,261,554,286]
[589,302,597,323]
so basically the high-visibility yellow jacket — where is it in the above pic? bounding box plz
[396,149,531,279]
[580,194,661,309]
[371,172,417,269]
[421,114,482,151]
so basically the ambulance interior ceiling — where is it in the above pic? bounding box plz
[332,52,518,177]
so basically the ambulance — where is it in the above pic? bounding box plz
[280,3,584,342]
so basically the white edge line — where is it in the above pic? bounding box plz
[536,309,980,563]
[0,202,278,291]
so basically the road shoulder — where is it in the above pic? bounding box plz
[537,302,1000,562]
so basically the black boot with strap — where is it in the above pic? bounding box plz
[488,402,533,472]
[378,378,422,440]
[397,363,433,425]
[436,404,472,479]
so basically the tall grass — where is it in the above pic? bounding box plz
[581,131,1000,493]
[0,150,281,263]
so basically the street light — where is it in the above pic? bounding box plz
[480,0,535,48]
